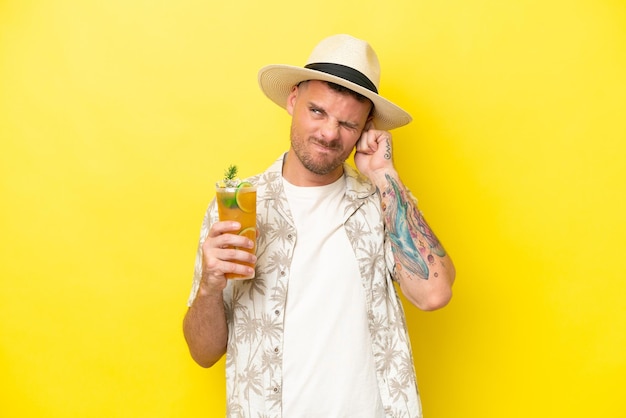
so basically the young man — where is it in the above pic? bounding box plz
[183,34,455,417]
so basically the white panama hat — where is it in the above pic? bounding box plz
[257,34,412,131]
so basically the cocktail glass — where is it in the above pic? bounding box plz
[215,182,257,279]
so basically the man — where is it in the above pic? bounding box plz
[183,34,455,417]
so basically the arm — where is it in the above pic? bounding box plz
[354,126,456,311]
[183,282,228,368]
[183,220,256,367]
[377,170,455,310]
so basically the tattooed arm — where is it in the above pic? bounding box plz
[354,126,455,311]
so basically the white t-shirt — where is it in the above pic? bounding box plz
[281,176,384,418]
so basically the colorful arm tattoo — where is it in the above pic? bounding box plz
[381,174,446,280]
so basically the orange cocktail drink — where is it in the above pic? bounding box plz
[215,182,257,279]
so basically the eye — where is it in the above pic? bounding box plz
[340,122,359,132]
[309,106,323,115]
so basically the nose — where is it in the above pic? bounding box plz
[319,118,340,141]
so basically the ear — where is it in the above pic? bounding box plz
[286,85,299,116]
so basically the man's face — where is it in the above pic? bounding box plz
[286,80,372,177]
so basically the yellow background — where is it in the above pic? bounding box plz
[1,0,624,417]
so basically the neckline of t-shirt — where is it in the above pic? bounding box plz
[282,175,345,199]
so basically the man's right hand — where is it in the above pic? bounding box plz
[200,221,257,292]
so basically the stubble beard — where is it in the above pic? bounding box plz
[290,125,351,176]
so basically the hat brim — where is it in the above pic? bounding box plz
[258,64,412,131]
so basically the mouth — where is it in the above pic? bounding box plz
[311,139,340,153]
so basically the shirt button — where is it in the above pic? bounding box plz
[273,386,280,393]
[274,347,279,353]
[287,234,293,240]
[274,310,280,316]
[280,271,286,276]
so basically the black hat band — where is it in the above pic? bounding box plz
[305,62,378,94]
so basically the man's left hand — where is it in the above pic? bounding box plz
[354,122,397,183]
